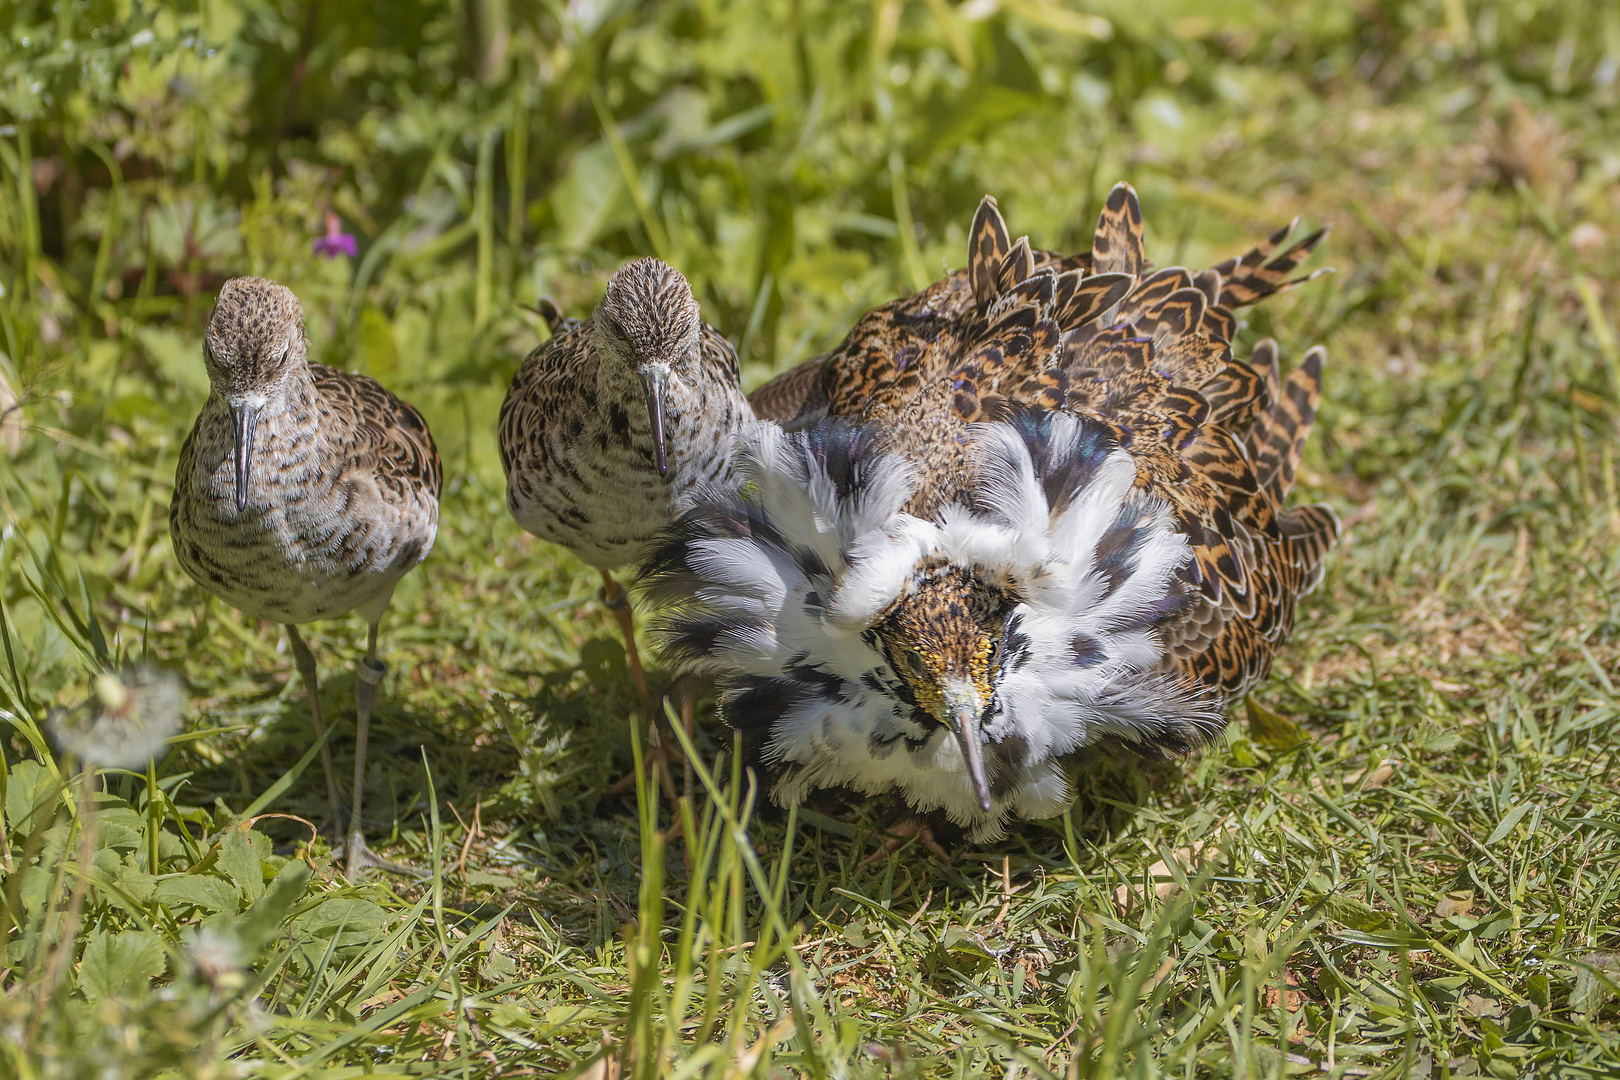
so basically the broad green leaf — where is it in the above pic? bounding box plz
[922,83,1040,155]
[550,140,632,252]
[1245,697,1304,750]
[238,862,311,957]
[154,873,241,914]
[216,824,269,902]
[290,897,390,947]
[1309,892,1395,932]
[17,865,54,919]
[5,759,60,835]
[1486,802,1536,845]
[17,824,72,916]
[136,326,209,400]
[79,929,167,1000]
[1571,951,1620,1016]
[96,807,147,853]
[361,307,400,378]
[114,859,158,904]
[480,949,518,983]
[1422,729,1463,753]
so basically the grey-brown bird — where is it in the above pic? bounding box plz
[498,257,754,707]
[171,276,441,877]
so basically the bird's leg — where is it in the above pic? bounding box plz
[598,573,690,823]
[602,569,690,816]
[345,621,419,879]
[676,677,696,801]
[285,624,343,829]
[860,819,953,866]
[599,570,650,705]
[608,712,683,808]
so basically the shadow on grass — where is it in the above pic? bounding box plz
[171,633,644,844]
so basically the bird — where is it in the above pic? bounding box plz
[170,276,441,877]
[499,257,759,722]
[641,184,1338,847]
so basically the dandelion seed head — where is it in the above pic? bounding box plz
[186,927,245,992]
[48,666,182,769]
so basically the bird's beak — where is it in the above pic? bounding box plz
[942,678,993,813]
[637,365,671,480]
[229,401,260,512]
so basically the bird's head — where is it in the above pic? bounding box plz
[203,277,308,511]
[872,563,1017,813]
[595,257,704,480]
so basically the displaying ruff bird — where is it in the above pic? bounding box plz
[171,277,441,877]
[499,258,755,710]
[643,185,1338,844]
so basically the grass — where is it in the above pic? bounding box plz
[2,0,1620,1075]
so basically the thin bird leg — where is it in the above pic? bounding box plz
[599,570,650,705]
[671,684,696,869]
[345,621,418,879]
[598,573,686,813]
[860,819,953,867]
[677,678,695,801]
[285,624,343,828]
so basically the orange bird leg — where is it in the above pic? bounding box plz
[599,570,650,705]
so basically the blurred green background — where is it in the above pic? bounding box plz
[4,0,1620,1076]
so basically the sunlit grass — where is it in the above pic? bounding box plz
[3,0,1620,1076]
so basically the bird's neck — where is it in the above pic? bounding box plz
[213,365,320,436]
[594,356,712,477]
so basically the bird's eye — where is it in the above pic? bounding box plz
[902,649,929,678]
[602,313,627,339]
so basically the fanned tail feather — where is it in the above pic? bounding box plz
[1211,220,1333,308]
[1279,503,1340,593]
[1092,183,1146,279]
[969,195,1014,309]
[1247,344,1325,500]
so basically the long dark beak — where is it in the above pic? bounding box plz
[943,681,993,813]
[637,366,671,480]
[230,402,260,512]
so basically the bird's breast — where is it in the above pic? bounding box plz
[171,405,434,622]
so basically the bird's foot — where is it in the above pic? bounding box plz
[607,719,683,807]
[861,818,953,866]
[345,829,425,880]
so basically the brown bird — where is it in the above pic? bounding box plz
[171,277,441,877]
[645,184,1337,848]
[498,256,758,767]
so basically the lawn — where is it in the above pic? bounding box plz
[1,0,1618,1076]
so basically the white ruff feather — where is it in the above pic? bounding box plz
[647,415,1221,840]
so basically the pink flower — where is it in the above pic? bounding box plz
[313,211,357,258]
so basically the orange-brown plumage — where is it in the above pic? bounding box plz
[760,186,1336,704]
